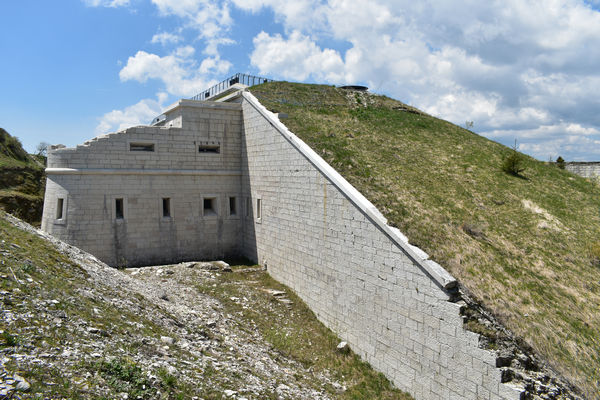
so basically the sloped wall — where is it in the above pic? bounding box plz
[240,91,522,400]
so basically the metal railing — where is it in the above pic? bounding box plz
[190,73,274,101]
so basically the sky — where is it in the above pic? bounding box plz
[2,0,600,161]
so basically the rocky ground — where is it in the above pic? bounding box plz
[0,213,407,399]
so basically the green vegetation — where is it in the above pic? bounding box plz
[0,128,45,224]
[502,140,526,176]
[98,358,156,398]
[1,212,410,399]
[556,156,566,170]
[250,81,600,397]
[194,265,410,399]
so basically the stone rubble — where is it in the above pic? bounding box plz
[0,214,344,399]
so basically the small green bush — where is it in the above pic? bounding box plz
[589,242,600,268]
[1,331,18,347]
[0,128,29,161]
[556,156,566,169]
[502,141,525,176]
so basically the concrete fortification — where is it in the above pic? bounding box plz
[42,87,556,399]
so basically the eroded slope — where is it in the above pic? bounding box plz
[0,212,409,399]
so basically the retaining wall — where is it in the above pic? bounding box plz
[240,91,522,400]
[565,162,600,178]
[42,91,527,398]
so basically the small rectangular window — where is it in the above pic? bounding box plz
[162,198,171,217]
[203,197,216,216]
[256,198,261,220]
[229,197,237,216]
[198,144,220,153]
[115,198,124,219]
[56,198,64,219]
[130,142,155,152]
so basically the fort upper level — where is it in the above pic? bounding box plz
[47,100,242,172]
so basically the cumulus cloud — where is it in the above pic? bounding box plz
[151,32,182,46]
[151,0,233,40]
[145,0,236,79]
[251,31,345,82]
[119,46,228,96]
[240,0,600,160]
[95,93,169,135]
[83,0,130,7]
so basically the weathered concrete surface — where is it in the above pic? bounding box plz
[42,101,244,266]
[565,161,600,179]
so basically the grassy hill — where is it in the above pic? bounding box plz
[0,128,45,224]
[250,82,600,398]
[0,212,410,399]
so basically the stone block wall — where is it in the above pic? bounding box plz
[240,92,522,400]
[41,90,528,398]
[42,101,245,267]
[565,162,600,179]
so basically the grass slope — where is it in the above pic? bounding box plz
[0,128,45,224]
[1,213,410,399]
[250,82,600,398]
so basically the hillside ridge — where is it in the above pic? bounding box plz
[0,128,45,224]
[0,212,410,399]
[249,82,600,398]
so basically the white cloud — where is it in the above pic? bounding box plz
[151,32,182,46]
[119,47,227,96]
[83,0,130,7]
[241,0,600,160]
[489,122,600,161]
[251,31,345,82]
[95,93,169,135]
[151,0,233,40]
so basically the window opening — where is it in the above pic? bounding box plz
[115,198,124,219]
[203,197,216,216]
[198,144,220,153]
[56,198,64,219]
[229,197,237,216]
[256,198,262,220]
[162,198,171,217]
[130,143,155,152]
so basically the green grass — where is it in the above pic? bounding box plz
[0,214,188,398]
[1,212,411,398]
[194,265,411,399]
[250,81,600,398]
[0,128,45,224]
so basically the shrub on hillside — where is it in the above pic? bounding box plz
[556,156,566,169]
[502,141,525,176]
[589,242,600,268]
[0,128,29,161]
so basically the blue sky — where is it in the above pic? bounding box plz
[2,0,600,161]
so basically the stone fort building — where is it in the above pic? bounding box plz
[42,75,536,400]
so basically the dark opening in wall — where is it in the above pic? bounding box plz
[256,198,261,220]
[198,144,220,153]
[130,143,155,152]
[203,197,216,216]
[56,198,64,219]
[115,198,124,219]
[162,198,171,217]
[229,197,237,216]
